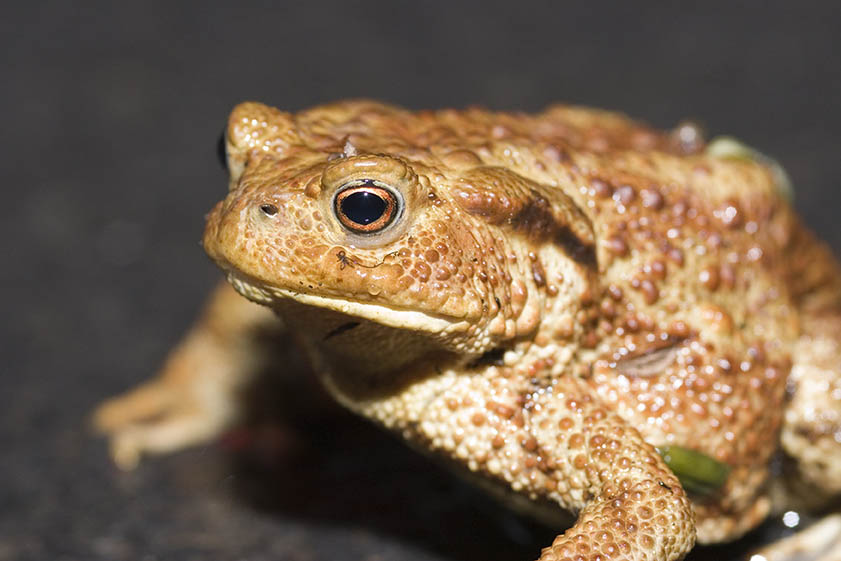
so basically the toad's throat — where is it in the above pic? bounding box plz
[227,271,461,395]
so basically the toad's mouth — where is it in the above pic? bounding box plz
[226,271,459,334]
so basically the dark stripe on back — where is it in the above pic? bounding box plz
[507,192,597,267]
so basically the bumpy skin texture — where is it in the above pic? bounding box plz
[96,100,841,561]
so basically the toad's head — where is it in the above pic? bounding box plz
[204,101,594,379]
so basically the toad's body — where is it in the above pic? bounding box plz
[95,101,841,560]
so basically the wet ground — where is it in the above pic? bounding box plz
[2,2,840,560]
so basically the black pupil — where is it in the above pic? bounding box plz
[341,191,387,225]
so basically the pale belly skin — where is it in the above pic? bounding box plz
[94,100,841,561]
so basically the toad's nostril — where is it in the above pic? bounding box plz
[259,203,278,216]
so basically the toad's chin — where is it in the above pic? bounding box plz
[226,271,461,335]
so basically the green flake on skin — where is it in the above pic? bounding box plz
[656,445,731,496]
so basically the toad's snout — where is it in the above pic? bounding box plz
[202,193,292,282]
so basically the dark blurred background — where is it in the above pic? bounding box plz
[2,2,840,560]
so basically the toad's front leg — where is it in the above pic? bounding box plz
[375,373,695,561]
[527,389,695,561]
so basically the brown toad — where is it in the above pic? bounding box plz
[94,100,841,561]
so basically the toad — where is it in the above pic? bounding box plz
[95,100,841,560]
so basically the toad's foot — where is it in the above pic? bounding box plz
[93,376,236,470]
[94,282,282,469]
[749,514,841,561]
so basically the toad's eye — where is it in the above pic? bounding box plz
[333,181,401,234]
